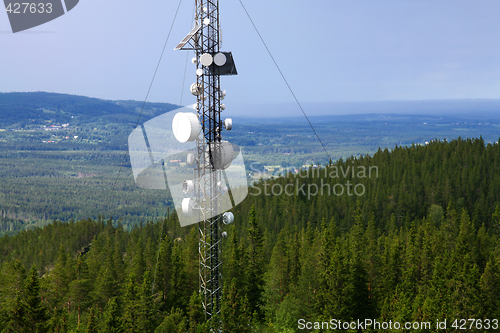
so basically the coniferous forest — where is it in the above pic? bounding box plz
[1,137,500,332]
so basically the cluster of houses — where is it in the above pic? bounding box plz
[44,123,70,131]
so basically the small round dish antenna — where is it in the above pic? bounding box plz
[190,83,201,96]
[187,153,195,165]
[222,212,234,225]
[182,198,194,216]
[216,180,228,192]
[183,180,195,194]
[224,118,232,130]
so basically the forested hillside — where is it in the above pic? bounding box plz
[0,137,499,332]
[2,92,500,234]
[0,92,179,231]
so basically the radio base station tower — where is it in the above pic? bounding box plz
[174,0,238,323]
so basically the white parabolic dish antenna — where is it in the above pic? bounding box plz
[207,140,234,170]
[214,53,227,66]
[200,53,213,67]
[172,112,200,143]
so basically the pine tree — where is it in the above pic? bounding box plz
[121,273,138,333]
[274,294,300,333]
[287,232,300,287]
[3,292,26,333]
[87,306,98,333]
[183,227,199,292]
[318,241,350,321]
[169,241,187,311]
[316,218,347,319]
[0,259,27,326]
[135,271,157,332]
[187,291,205,333]
[47,245,71,310]
[492,205,500,237]
[47,308,68,333]
[295,228,320,322]
[113,238,126,285]
[480,251,500,319]
[246,204,265,319]
[93,267,117,309]
[69,256,92,326]
[262,231,289,321]
[154,233,172,312]
[448,210,480,318]
[154,307,186,333]
[346,254,373,320]
[24,265,49,333]
[221,278,250,333]
[130,238,146,284]
[100,297,122,333]
[224,226,245,290]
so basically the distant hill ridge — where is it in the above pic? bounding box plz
[0,91,179,125]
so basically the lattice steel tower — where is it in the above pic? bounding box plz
[175,0,237,322]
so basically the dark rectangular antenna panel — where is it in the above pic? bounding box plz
[208,52,237,76]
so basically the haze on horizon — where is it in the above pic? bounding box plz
[1,0,500,118]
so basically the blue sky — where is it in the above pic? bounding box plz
[1,0,500,117]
